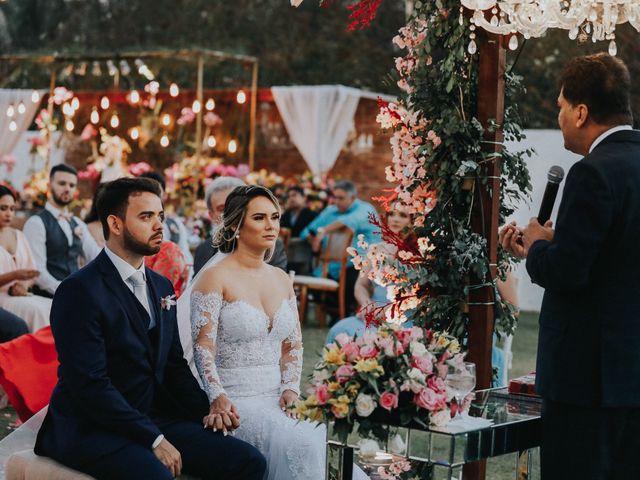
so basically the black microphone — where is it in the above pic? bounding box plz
[537,165,565,225]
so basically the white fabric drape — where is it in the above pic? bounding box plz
[0,89,42,157]
[271,85,363,175]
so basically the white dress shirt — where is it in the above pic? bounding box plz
[103,247,164,450]
[23,202,102,294]
[589,125,633,153]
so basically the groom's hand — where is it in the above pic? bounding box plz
[204,395,240,433]
[153,438,182,478]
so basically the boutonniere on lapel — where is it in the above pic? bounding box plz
[160,294,177,311]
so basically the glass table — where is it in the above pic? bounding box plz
[326,388,542,480]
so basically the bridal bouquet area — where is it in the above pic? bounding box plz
[296,325,471,479]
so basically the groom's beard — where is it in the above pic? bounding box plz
[123,228,162,256]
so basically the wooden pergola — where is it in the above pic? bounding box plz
[0,48,260,171]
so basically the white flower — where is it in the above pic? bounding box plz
[160,294,177,311]
[358,438,380,459]
[388,433,406,455]
[410,341,428,357]
[313,369,330,383]
[407,368,426,384]
[355,393,376,418]
[430,409,451,427]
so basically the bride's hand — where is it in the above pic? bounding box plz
[203,395,240,433]
[279,390,299,419]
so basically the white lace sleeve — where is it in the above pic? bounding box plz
[191,290,226,402]
[280,297,303,395]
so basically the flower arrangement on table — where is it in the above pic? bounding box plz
[295,325,469,443]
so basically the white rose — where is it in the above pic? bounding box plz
[388,433,406,455]
[358,438,380,459]
[430,409,451,427]
[410,341,428,357]
[313,369,330,383]
[407,367,426,384]
[355,393,376,418]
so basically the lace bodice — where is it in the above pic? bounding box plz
[191,291,303,402]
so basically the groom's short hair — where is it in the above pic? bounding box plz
[96,177,162,240]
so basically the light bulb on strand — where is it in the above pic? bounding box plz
[206,98,215,111]
[169,83,179,97]
[130,127,140,140]
[192,100,201,114]
[160,134,170,147]
[161,114,171,126]
[100,96,110,110]
[236,90,246,104]
[129,90,140,104]
[228,140,237,154]
[110,113,119,128]
[90,108,99,124]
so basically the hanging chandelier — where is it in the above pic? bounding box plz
[459,0,640,55]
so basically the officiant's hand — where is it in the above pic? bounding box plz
[279,390,299,419]
[499,222,526,259]
[204,395,240,433]
[522,217,554,253]
[13,269,39,281]
[153,438,182,478]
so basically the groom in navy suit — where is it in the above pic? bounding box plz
[501,54,640,479]
[35,177,266,479]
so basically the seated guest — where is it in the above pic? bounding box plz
[0,186,52,332]
[193,176,287,276]
[280,186,317,237]
[0,308,28,343]
[145,241,190,298]
[327,203,412,344]
[140,171,194,267]
[300,180,378,315]
[84,184,106,247]
[23,164,101,297]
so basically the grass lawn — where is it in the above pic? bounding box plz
[0,312,541,479]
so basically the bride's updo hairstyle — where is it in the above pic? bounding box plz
[212,185,281,260]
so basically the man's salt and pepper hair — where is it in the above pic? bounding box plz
[204,176,247,213]
[212,185,281,262]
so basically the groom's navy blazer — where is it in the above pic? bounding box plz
[35,250,209,466]
[527,129,640,407]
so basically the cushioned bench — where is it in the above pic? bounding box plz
[5,449,197,480]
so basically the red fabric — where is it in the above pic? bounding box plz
[144,241,189,298]
[0,327,58,421]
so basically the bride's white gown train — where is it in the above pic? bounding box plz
[191,291,368,480]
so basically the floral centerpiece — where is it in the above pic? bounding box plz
[296,325,468,443]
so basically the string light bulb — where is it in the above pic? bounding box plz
[169,83,179,97]
[192,100,201,114]
[100,96,110,110]
[228,140,237,154]
[236,90,246,104]
[9,121,17,132]
[6,105,14,117]
[129,90,140,104]
[130,127,140,140]
[31,91,40,103]
[90,108,99,124]
[160,134,170,147]
[110,113,119,128]
[65,119,75,131]
[62,103,74,117]
[71,97,80,111]
[206,98,215,111]
[161,114,171,126]
[17,102,26,115]
[207,135,217,148]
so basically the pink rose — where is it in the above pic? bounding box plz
[80,124,98,141]
[394,329,413,349]
[334,333,351,347]
[341,342,360,362]
[414,387,439,411]
[359,345,378,359]
[379,392,398,411]
[377,337,396,357]
[315,384,331,405]
[412,355,433,375]
[335,364,355,384]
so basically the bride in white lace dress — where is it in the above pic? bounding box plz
[185,185,367,480]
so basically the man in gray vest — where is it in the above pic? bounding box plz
[23,164,101,298]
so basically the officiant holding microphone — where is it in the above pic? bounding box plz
[500,53,640,480]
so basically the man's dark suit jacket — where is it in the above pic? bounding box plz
[281,208,318,238]
[527,129,640,407]
[35,251,209,468]
[192,237,288,277]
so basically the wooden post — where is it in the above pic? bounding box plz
[248,60,259,171]
[45,66,57,173]
[195,55,204,159]
[463,29,506,480]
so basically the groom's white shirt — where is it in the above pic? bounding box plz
[103,246,163,449]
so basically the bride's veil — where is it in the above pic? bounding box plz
[178,251,228,380]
